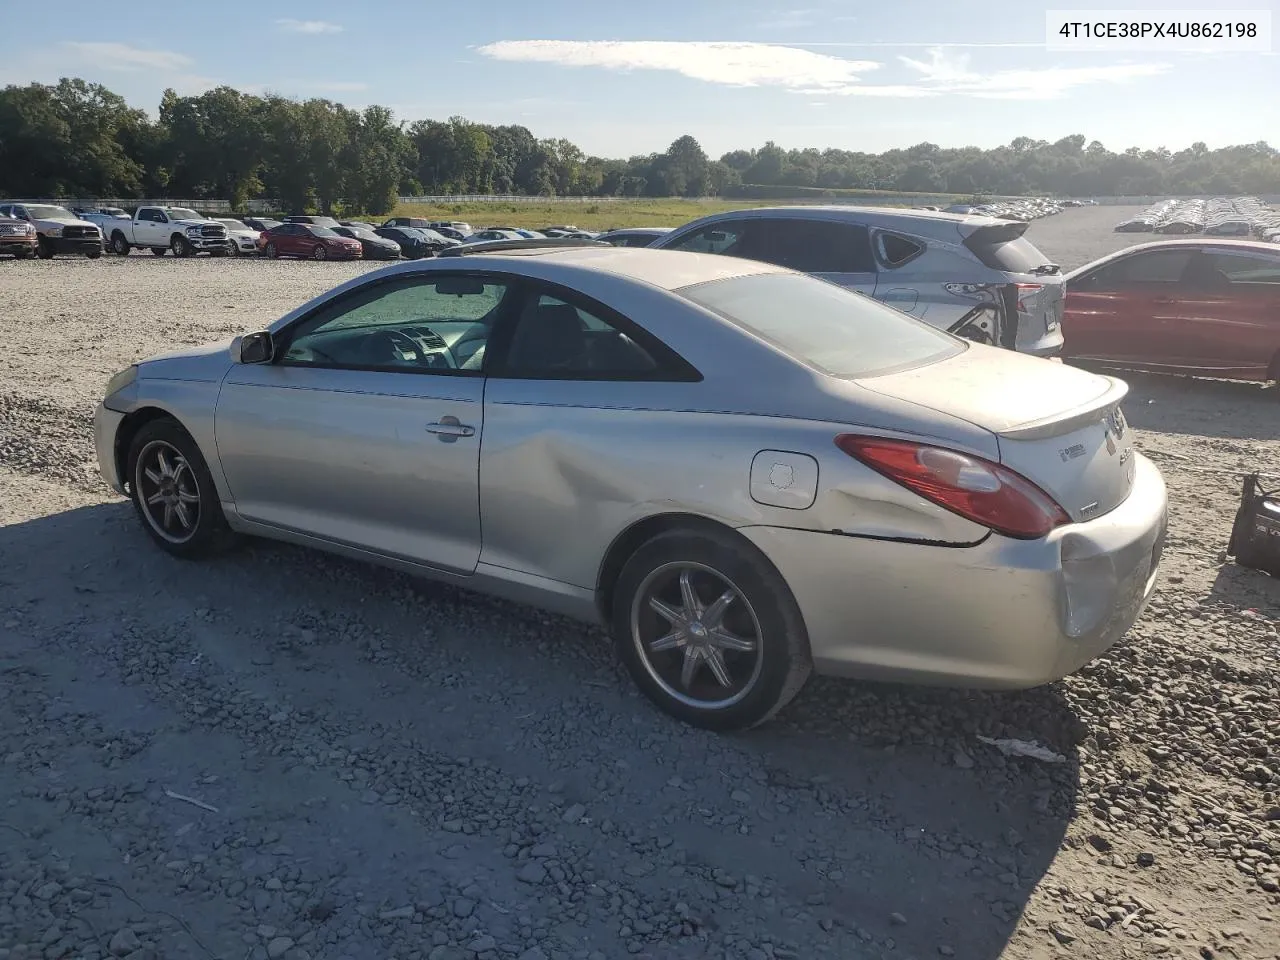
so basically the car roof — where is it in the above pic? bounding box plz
[684,204,1002,226]
[1066,238,1280,278]
[355,245,786,291]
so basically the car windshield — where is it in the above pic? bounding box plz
[27,205,74,219]
[219,219,248,230]
[308,226,340,238]
[256,220,282,230]
[679,272,963,379]
[348,228,379,240]
[165,208,204,221]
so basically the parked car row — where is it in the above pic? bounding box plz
[1114,196,1280,240]
[938,197,1068,222]
[596,205,1280,387]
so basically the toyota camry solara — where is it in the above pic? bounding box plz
[94,243,1168,730]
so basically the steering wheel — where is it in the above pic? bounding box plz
[369,329,422,362]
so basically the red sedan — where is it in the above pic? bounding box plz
[258,222,363,261]
[1062,239,1280,383]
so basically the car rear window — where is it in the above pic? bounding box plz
[678,272,963,379]
[962,223,1054,274]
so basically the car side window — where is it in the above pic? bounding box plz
[755,219,875,273]
[663,222,750,256]
[1085,250,1195,287]
[497,289,692,381]
[1202,251,1280,285]
[280,276,513,374]
[876,232,925,268]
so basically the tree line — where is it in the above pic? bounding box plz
[1,78,1276,215]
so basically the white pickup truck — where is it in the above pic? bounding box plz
[103,205,230,257]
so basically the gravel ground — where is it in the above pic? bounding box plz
[1,205,1277,960]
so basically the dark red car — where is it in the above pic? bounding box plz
[1063,239,1280,383]
[258,222,363,261]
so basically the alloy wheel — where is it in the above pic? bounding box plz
[134,440,202,545]
[630,561,764,710]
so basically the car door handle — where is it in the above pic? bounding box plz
[425,419,475,438]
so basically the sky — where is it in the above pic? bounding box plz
[1,0,1275,158]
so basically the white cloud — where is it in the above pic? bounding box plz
[275,18,343,35]
[898,47,1170,99]
[476,40,881,91]
[61,42,193,72]
[477,39,1169,102]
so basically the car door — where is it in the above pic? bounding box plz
[137,208,167,246]
[1175,248,1280,377]
[1064,247,1195,365]
[478,282,702,589]
[215,272,516,574]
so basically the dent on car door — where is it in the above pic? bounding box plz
[214,273,514,573]
[479,283,704,591]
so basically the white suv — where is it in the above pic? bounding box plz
[653,206,1064,356]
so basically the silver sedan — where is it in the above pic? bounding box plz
[94,243,1169,730]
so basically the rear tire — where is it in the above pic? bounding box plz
[126,419,238,560]
[150,247,167,256]
[611,528,812,730]
[265,242,279,259]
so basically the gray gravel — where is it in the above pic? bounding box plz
[1,206,1278,960]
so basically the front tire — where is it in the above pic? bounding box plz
[611,528,812,731]
[150,247,167,256]
[111,233,131,256]
[126,419,237,560]
[171,235,192,258]
[265,242,279,259]
[36,239,53,259]
[311,245,327,261]
[87,248,102,260]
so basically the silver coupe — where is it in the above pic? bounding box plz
[94,241,1169,730]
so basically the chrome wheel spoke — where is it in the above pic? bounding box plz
[679,646,702,689]
[648,596,684,625]
[174,502,194,530]
[177,490,200,504]
[649,627,687,653]
[145,490,166,505]
[162,503,175,529]
[156,450,174,478]
[702,589,736,629]
[704,648,733,688]
[710,627,756,653]
[143,467,162,485]
[678,569,702,618]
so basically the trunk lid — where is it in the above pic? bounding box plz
[857,344,1137,522]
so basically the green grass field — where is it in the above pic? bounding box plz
[385,191,962,232]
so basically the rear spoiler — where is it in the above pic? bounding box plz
[960,220,1030,244]
[999,376,1129,440]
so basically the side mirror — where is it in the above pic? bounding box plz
[231,331,274,364]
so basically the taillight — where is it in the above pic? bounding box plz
[1013,283,1041,314]
[834,435,1071,539]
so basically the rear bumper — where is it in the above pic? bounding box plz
[1020,329,1065,358]
[741,454,1168,689]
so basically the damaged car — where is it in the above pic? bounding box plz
[653,206,1065,356]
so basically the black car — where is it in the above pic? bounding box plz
[332,226,402,260]
[374,226,455,259]
[339,220,378,231]
[381,216,433,230]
